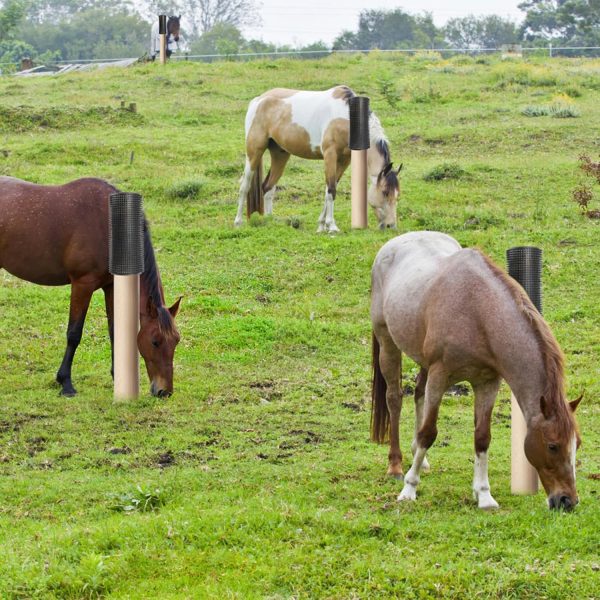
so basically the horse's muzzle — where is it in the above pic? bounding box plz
[548,494,577,511]
[150,381,172,398]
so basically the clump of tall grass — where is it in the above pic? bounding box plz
[521,103,580,118]
[166,178,204,200]
[423,163,466,181]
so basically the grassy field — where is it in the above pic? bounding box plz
[0,53,599,598]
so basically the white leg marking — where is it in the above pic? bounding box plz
[324,189,339,233]
[317,186,328,232]
[413,397,430,472]
[264,188,275,215]
[398,446,427,502]
[473,451,499,510]
[234,159,252,227]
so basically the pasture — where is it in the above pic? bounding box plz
[0,53,599,598]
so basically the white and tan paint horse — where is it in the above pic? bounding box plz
[234,85,402,232]
[371,231,581,510]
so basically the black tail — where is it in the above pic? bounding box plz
[246,160,264,217]
[371,331,389,443]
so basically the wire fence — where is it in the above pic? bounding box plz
[2,45,600,70]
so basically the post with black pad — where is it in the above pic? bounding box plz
[507,246,542,494]
[159,15,167,65]
[349,96,370,229]
[109,193,144,401]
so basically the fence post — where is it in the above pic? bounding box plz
[159,15,167,65]
[507,246,542,494]
[109,193,144,401]
[349,96,370,229]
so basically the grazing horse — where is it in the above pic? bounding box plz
[0,177,181,397]
[150,15,181,60]
[234,85,402,232]
[371,231,581,510]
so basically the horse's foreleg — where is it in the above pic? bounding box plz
[412,367,430,472]
[56,281,95,396]
[377,331,404,479]
[472,378,501,509]
[103,283,114,380]
[318,150,340,233]
[399,363,448,502]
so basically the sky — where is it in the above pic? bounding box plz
[243,0,525,47]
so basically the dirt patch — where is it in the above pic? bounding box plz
[156,451,175,468]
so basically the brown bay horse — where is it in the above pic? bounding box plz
[235,85,402,232]
[371,231,581,510]
[0,176,181,397]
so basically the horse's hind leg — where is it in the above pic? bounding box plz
[263,144,290,215]
[376,329,404,479]
[234,131,268,226]
[399,363,448,502]
[472,378,501,509]
[56,281,95,396]
[412,367,431,472]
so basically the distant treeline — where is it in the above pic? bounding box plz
[1,0,599,67]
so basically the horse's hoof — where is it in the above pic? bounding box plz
[398,484,417,502]
[61,386,77,397]
[316,225,326,233]
[389,472,404,481]
[327,225,340,234]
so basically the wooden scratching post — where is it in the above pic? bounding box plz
[349,96,370,229]
[159,15,167,65]
[507,246,542,494]
[109,193,144,401]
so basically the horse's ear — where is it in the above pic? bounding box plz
[383,162,393,175]
[178,14,181,20]
[396,163,403,174]
[147,296,159,319]
[169,296,182,319]
[569,394,583,413]
[540,395,555,419]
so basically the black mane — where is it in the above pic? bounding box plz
[142,220,176,336]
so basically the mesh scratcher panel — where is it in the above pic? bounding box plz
[507,246,542,313]
[159,15,167,34]
[109,193,144,275]
[349,96,370,150]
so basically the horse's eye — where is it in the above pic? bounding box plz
[548,443,559,452]
[152,340,160,348]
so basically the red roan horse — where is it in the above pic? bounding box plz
[0,177,181,397]
[371,232,581,510]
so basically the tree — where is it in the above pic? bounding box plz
[445,15,519,49]
[518,0,600,44]
[333,8,444,50]
[189,21,244,56]
[18,8,150,60]
[175,0,258,37]
[0,0,26,41]
[26,0,135,24]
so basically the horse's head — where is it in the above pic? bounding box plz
[168,15,181,42]
[138,296,182,398]
[524,395,582,510]
[368,163,401,230]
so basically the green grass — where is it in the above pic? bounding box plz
[0,54,599,598]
